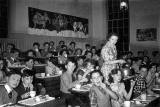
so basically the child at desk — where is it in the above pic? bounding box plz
[89,70,118,107]
[0,70,21,105]
[15,69,46,101]
[60,59,86,107]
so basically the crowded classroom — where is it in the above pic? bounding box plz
[0,0,160,107]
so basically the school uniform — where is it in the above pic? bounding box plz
[15,82,32,101]
[0,84,18,105]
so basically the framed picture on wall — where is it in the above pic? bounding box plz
[28,7,88,38]
[136,28,157,41]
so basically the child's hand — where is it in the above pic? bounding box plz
[80,78,88,83]
[29,84,34,91]
[100,83,106,89]
[130,80,136,87]
[118,97,125,104]
[21,92,30,99]
[155,73,159,77]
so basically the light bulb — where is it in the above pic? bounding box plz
[120,1,127,7]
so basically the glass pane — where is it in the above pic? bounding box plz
[113,21,117,27]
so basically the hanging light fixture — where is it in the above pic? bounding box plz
[120,0,128,10]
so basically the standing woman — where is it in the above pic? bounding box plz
[101,33,125,83]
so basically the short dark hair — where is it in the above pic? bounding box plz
[133,57,143,62]
[76,56,84,61]
[139,65,148,71]
[7,43,16,49]
[24,57,34,62]
[10,49,19,54]
[6,70,21,77]
[33,42,40,47]
[90,70,103,77]
[148,63,157,69]
[90,70,104,82]
[85,51,93,57]
[107,32,119,41]
[75,48,82,54]
[43,42,49,46]
[83,59,95,68]
[85,44,90,47]
[26,49,36,56]
[69,41,76,46]
[22,69,33,78]
[61,45,67,49]
[66,58,76,65]
[59,49,68,56]
[59,41,65,45]
[49,41,54,45]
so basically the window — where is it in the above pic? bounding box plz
[108,0,129,57]
[0,0,8,38]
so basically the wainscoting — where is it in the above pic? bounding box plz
[0,37,88,52]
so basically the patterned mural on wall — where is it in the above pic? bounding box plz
[28,7,88,38]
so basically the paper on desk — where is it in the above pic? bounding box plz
[18,96,55,106]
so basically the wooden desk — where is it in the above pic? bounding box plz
[35,75,61,97]
[69,85,90,107]
[16,97,64,107]
[129,94,160,107]
[9,64,46,73]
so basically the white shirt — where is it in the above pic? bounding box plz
[4,84,12,94]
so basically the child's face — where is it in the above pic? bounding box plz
[150,66,156,73]
[77,59,83,66]
[140,68,148,77]
[91,72,102,86]
[62,51,67,57]
[28,52,34,57]
[7,74,21,88]
[22,76,33,85]
[76,50,82,55]
[87,62,94,71]
[13,52,19,58]
[91,49,96,54]
[112,71,122,83]
[137,60,142,65]
[66,62,76,73]
[44,44,49,50]
[33,45,39,49]
[86,53,92,59]
[71,44,75,48]
[26,59,34,68]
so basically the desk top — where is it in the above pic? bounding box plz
[130,94,160,107]
[36,74,61,79]
[18,95,55,106]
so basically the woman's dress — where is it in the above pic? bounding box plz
[101,42,117,82]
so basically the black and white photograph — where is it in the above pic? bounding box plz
[0,0,160,107]
[28,7,88,38]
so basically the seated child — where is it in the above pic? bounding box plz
[60,59,86,106]
[89,70,118,107]
[0,70,21,105]
[132,65,148,98]
[108,69,135,107]
[15,69,46,101]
